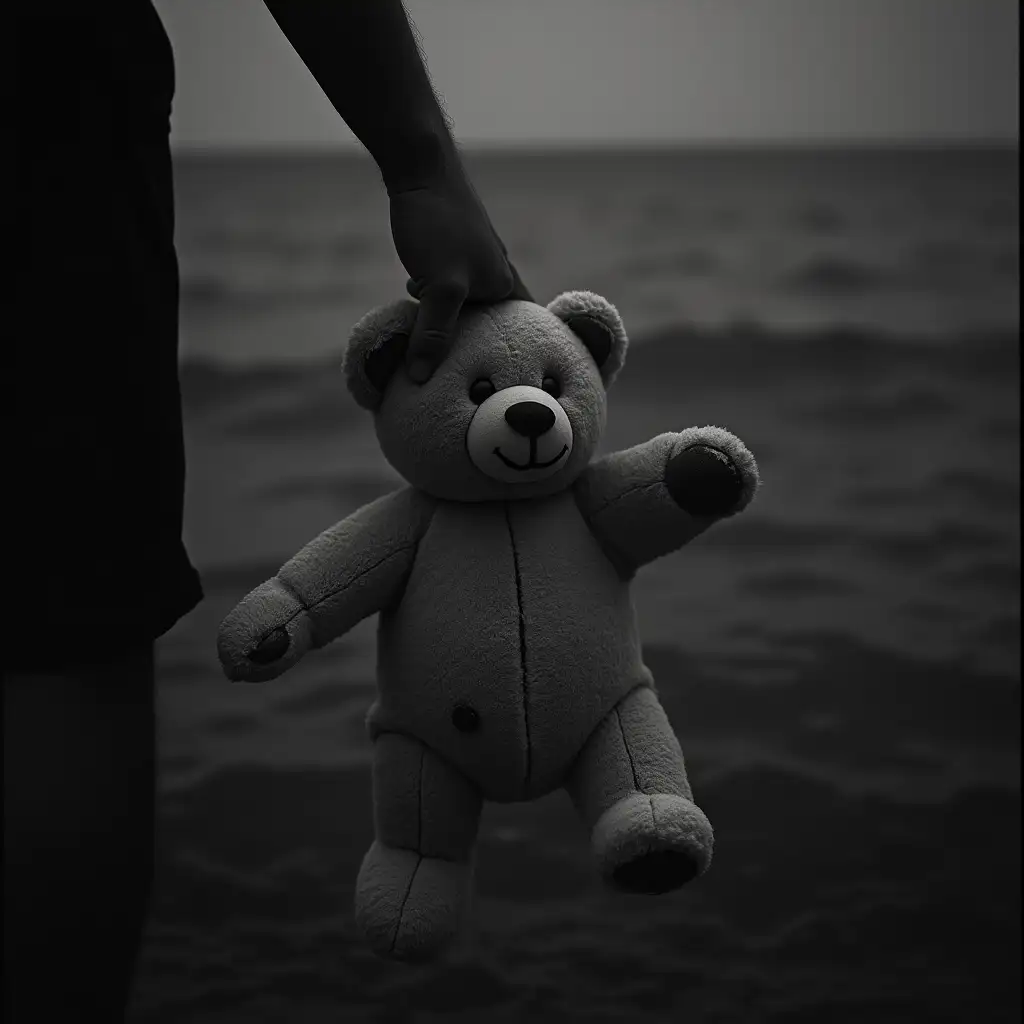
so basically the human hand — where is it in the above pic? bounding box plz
[389,172,533,382]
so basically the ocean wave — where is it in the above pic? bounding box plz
[180,274,360,310]
[790,388,956,427]
[645,632,1021,773]
[784,255,897,296]
[699,517,850,554]
[994,245,1020,281]
[258,470,401,511]
[864,522,1004,568]
[193,227,380,263]
[197,558,287,595]
[271,681,361,719]
[906,238,1021,287]
[784,245,1020,300]
[622,323,1020,392]
[983,415,1022,442]
[617,247,722,281]
[903,600,965,624]
[934,466,1022,511]
[937,561,1022,596]
[740,568,858,598]
[179,323,1020,391]
[136,739,1020,1023]
[848,471,1020,515]
[219,387,362,440]
[637,195,689,226]
[134,625,1020,1022]
[178,358,319,413]
[977,614,1022,650]
[794,203,846,235]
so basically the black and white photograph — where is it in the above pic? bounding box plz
[9,2,1019,1022]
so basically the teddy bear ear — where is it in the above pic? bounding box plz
[343,299,419,411]
[547,290,629,386]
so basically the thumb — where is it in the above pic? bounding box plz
[406,280,467,384]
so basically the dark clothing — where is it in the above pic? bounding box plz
[14,4,203,670]
[4,644,157,1020]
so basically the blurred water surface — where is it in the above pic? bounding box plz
[137,147,1020,1023]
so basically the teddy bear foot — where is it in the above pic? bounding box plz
[592,793,714,895]
[353,841,472,963]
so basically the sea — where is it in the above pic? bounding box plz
[134,147,1020,1023]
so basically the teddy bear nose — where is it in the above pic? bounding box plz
[504,401,555,438]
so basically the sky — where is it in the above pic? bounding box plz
[154,0,1019,150]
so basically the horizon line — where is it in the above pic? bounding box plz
[171,137,1020,157]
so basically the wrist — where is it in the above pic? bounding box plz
[380,125,463,194]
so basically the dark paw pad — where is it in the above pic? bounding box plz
[665,444,742,516]
[612,849,700,895]
[248,627,290,664]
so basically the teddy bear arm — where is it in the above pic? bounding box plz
[277,487,433,648]
[217,575,316,682]
[574,428,758,572]
[217,488,433,681]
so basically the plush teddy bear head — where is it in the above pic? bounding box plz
[343,290,628,502]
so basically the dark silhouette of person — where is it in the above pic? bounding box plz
[7,3,532,1020]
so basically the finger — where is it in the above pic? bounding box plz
[506,261,535,303]
[407,279,468,383]
[405,277,424,299]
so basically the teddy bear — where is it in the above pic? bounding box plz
[217,290,759,963]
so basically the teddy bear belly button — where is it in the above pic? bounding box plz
[451,704,480,733]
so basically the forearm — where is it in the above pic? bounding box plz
[262,0,460,191]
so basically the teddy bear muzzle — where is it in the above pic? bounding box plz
[466,385,573,484]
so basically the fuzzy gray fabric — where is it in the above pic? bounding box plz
[218,290,760,962]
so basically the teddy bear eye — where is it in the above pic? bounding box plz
[541,376,562,399]
[469,378,496,404]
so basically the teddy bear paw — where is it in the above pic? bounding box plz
[247,627,291,664]
[665,444,743,517]
[592,793,714,895]
[353,841,472,962]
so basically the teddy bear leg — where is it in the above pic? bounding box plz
[354,732,482,963]
[565,685,713,895]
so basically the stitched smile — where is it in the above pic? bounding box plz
[494,444,569,471]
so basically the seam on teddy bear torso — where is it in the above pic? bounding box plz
[502,501,533,793]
